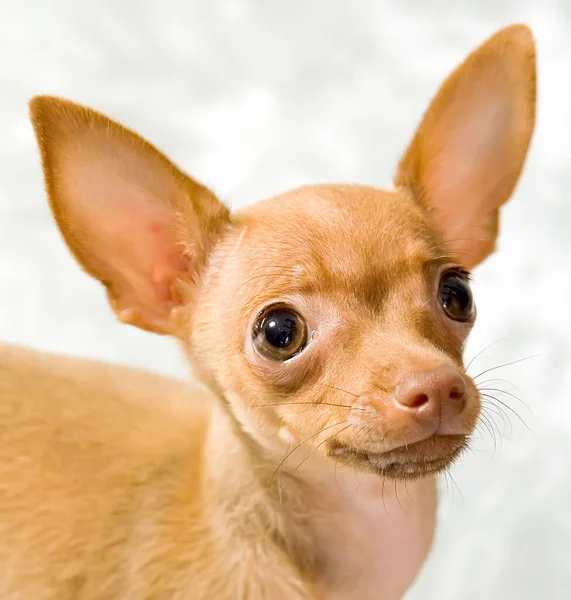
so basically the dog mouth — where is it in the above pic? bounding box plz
[328,434,468,480]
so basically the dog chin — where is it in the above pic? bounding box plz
[329,434,469,481]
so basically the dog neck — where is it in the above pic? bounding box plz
[200,391,437,599]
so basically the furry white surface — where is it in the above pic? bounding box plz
[0,1,569,598]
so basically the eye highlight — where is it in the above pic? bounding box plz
[438,270,475,322]
[253,306,308,360]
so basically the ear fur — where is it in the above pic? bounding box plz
[395,24,536,267]
[30,96,229,334]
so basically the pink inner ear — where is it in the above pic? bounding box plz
[113,205,187,300]
[416,80,516,269]
[424,85,511,228]
[62,157,190,325]
[395,27,535,269]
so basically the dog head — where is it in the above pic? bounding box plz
[30,25,536,479]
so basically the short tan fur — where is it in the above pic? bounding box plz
[0,24,535,599]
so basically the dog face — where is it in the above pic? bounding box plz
[29,25,536,479]
[188,184,481,478]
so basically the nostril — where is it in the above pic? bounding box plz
[409,393,430,408]
[394,368,467,414]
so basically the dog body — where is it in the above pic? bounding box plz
[0,24,536,599]
[0,344,434,599]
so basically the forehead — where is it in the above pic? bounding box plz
[224,184,445,303]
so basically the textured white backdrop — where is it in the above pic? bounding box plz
[0,1,570,598]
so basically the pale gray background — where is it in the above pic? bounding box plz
[0,1,569,598]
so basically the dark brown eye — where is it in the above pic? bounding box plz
[253,307,308,360]
[438,271,475,322]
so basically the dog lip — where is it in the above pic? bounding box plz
[328,434,467,479]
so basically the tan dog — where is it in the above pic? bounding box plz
[0,24,535,599]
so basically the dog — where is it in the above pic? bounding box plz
[0,23,536,599]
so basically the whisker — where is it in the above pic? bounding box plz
[484,406,504,442]
[464,444,477,457]
[480,393,534,434]
[476,412,499,454]
[404,480,412,502]
[480,405,503,436]
[445,471,464,501]
[380,478,397,525]
[248,401,351,409]
[269,420,348,488]
[478,387,532,414]
[350,420,383,449]
[465,338,504,371]
[477,377,524,397]
[280,424,353,492]
[317,383,360,398]
[480,405,507,442]
[372,382,391,394]
[336,413,389,454]
[394,479,404,512]
[361,363,378,376]
[353,459,360,480]
[443,471,450,496]
[347,424,369,448]
[355,470,368,492]
[473,355,539,380]
[482,397,512,432]
[480,403,511,438]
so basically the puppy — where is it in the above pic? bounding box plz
[0,24,535,599]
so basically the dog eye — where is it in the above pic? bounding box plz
[438,271,475,322]
[253,307,308,360]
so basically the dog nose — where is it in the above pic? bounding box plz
[394,366,466,425]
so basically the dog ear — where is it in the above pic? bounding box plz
[30,96,230,334]
[395,24,536,268]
